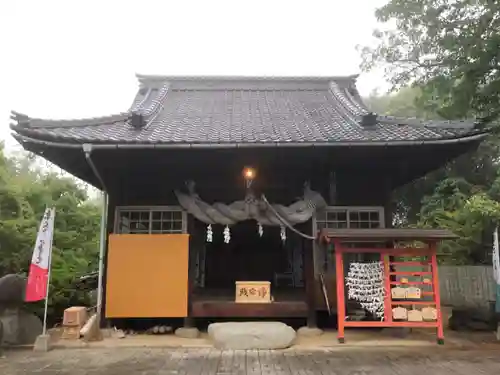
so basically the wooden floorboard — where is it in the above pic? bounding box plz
[3,347,500,375]
[191,287,308,317]
[192,300,308,318]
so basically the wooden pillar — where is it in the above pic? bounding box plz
[303,236,317,328]
[334,239,345,343]
[382,253,392,323]
[384,187,397,286]
[184,215,198,328]
[430,241,445,344]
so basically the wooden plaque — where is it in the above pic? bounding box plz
[235,281,271,303]
[405,287,421,299]
[392,306,408,320]
[422,306,437,321]
[391,287,406,299]
[407,309,423,322]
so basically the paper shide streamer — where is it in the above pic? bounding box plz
[345,261,386,319]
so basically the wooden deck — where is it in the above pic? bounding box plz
[4,346,500,375]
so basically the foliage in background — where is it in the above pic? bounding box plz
[361,0,500,124]
[0,144,101,323]
[366,87,500,265]
[362,0,500,264]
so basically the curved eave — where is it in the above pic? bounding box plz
[13,134,103,189]
[11,130,490,150]
[10,110,130,129]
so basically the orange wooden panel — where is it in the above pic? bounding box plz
[105,234,189,318]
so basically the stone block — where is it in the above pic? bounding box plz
[0,309,42,345]
[297,326,323,337]
[175,327,200,339]
[208,322,296,350]
[33,334,51,352]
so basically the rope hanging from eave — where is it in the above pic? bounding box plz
[261,194,316,240]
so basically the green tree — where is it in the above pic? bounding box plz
[365,88,500,264]
[361,0,500,123]
[0,144,101,323]
[361,0,500,264]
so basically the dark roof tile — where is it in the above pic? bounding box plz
[10,76,485,146]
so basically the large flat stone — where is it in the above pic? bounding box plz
[208,322,296,350]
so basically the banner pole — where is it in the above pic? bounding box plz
[42,208,55,336]
[96,192,108,320]
[494,227,500,341]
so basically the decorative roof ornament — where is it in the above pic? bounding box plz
[129,112,145,129]
[360,112,378,128]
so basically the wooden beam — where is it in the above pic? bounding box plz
[191,301,307,318]
[321,228,457,241]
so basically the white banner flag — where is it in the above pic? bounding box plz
[25,207,56,302]
[493,227,500,285]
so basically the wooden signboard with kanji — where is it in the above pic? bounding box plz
[235,281,271,303]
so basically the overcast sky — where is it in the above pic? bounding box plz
[0,0,389,152]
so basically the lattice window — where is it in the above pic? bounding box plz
[314,207,385,274]
[115,207,186,234]
[315,207,384,230]
[349,210,382,229]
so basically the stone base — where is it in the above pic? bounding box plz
[175,327,200,339]
[208,322,296,350]
[81,314,103,342]
[297,326,323,337]
[112,329,126,339]
[100,328,114,338]
[0,309,42,345]
[33,334,51,352]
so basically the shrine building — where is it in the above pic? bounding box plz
[10,75,489,341]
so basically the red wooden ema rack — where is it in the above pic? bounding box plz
[320,228,457,345]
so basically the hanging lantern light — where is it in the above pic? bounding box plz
[243,167,257,188]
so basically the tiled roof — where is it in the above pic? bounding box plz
[10,76,485,146]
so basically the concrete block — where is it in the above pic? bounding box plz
[33,334,51,352]
[297,326,323,337]
[175,327,200,339]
